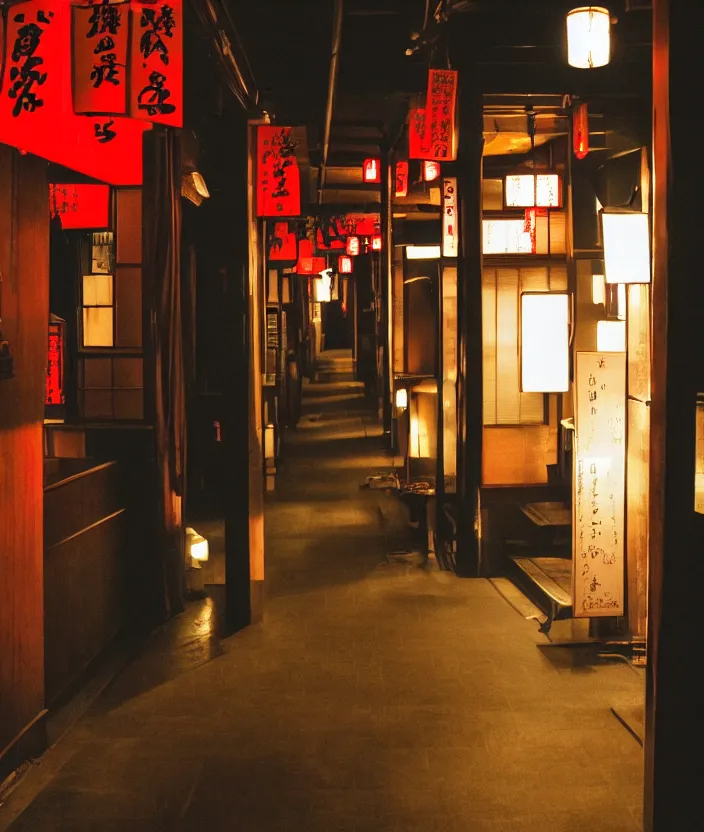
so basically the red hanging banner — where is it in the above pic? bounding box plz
[573,102,589,160]
[49,183,111,228]
[129,0,183,127]
[268,222,298,262]
[72,1,130,116]
[408,108,430,159]
[256,126,301,218]
[45,318,65,406]
[0,0,148,185]
[425,69,458,160]
[395,161,409,197]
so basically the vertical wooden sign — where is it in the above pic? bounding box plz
[573,351,626,617]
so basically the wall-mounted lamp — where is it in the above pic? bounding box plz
[363,158,381,184]
[520,292,570,393]
[371,234,383,251]
[601,211,650,284]
[597,320,626,352]
[186,527,209,564]
[346,236,360,256]
[395,387,408,409]
[422,160,441,182]
[338,255,353,274]
[566,7,611,69]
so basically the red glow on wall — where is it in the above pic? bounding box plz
[346,236,360,256]
[45,319,65,406]
[573,103,589,160]
[338,255,353,274]
[72,2,130,116]
[395,161,409,197]
[256,126,301,217]
[363,158,381,184]
[422,160,441,182]
[297,238,325,274]
[0,0,148,185]
[49,183,110,229]
[371,235,383,251]
[269,222,298,261]
[129,0,184,127]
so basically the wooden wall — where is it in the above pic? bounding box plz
[482,396,559,486]
[0,146,50,773]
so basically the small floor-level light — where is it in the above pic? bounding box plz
[186,527,209,565]
[567,7,611,68]
[520,292,570,393]
[601,211,650,283]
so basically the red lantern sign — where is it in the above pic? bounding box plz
[395,161,409,197]
[371,235,383,251]
[129,0,184,127]
[573,103,589,160]
[72,1,130,116]
[0,0,149,185]
[45,317,65,406]
[49,183,111,229]
[425,69,458,160]
[362,158,381,184]
[338,255,353,274]
[409,108,430,160]
[256,126,301,217]
[422,160,441,182]
[346,236,360,256]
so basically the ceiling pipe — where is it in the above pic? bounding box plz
[318,0,344,205]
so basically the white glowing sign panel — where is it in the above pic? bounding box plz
[573,351,626,618]
[483,219,533,254]
[505,174,561,208]
[602,211,651,284]
[442,177,458,258]
[520,293,570,393]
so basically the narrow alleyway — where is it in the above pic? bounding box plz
[2,351,643,832]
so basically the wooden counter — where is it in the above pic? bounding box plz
[44,459,129,707]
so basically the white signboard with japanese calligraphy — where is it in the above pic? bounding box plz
[573,351,626,617]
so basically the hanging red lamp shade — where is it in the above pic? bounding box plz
[338,255,353,274]
[395,161,409,197]
[422,160,441,182]
[573,103,589,160]
[371,235,383,251]
[346,236,361,256]
[363,158,381,184]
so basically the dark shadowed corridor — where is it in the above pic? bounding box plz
[2,353,643,831]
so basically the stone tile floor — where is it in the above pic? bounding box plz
[1,351,644,831]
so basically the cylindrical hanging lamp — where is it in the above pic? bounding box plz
[566,7,611,69]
